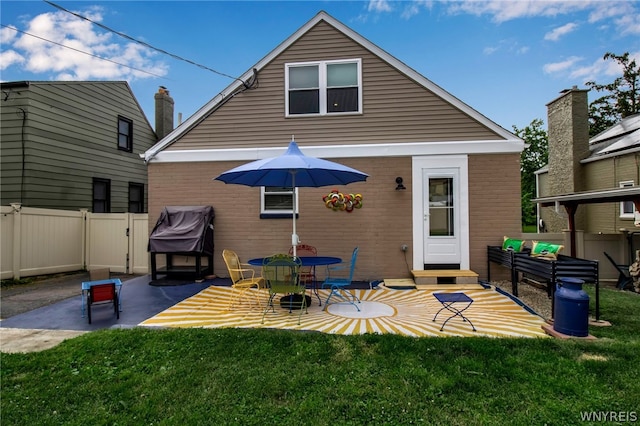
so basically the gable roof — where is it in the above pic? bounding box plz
[143,11,518,163]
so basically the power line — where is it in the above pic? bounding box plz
[0,24,167,78]
[44,0,243,83]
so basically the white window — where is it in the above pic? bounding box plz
[261,187,299,216]
[620,181,635,218]
[285,59,362,116]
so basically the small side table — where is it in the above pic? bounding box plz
[432,292,476,332]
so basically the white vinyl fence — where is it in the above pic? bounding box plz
[1,204,148,280]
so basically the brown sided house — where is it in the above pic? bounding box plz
[142,11,523,282]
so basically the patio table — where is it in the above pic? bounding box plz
[248,256,342,305]
[432,292,476,332]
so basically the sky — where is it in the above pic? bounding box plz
[1,0,639,133]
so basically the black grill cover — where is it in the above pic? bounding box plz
[148,206,214,254]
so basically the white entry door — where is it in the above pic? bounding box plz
[423,168,461,266]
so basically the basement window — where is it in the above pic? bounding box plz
[261,186,299,219]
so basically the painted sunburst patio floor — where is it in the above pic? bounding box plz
[139,284,549,338]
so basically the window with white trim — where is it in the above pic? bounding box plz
[285,59,362,116]
[620,181,635,218]
[261,187,299,217]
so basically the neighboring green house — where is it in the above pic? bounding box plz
[534,87,640,262]
[0,81,171,212]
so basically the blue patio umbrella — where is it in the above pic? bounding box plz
[214,140,368,256]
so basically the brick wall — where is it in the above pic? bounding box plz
[148,152,521,281]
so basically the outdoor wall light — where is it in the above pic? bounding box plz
[395,177,406,190]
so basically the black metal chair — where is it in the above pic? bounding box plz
[603,252,634,290]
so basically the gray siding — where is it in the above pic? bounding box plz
[0,82,156,212]
[169,21,502,151]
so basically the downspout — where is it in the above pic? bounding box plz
[17,107,27,204]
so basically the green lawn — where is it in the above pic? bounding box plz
[2,288,639,425]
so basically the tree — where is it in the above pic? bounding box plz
[513,118,548,227]
[586,52,640,136]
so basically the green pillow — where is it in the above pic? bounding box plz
[502,237,525,252]
[531,241,564,259]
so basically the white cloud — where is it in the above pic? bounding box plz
[368,0,393,13]
[543,56,583,74]
[483,46,499,55]
[482,39,529,56]
[0,49,24,70]
[544,22,578,41]
[588,1,634,23]
[4,8,166,81]
[615,13,640,36]
[400,0,434,19]
[570,51,640,83]
[1,25,18,44]
[446,0,594,23]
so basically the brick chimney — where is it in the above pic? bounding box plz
[154,86,174,140]
[545,86,590,230]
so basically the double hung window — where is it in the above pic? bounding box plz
[129,183,145,213]
[286,59,361,116]
[118,116,133,152]
[93,178,111,213]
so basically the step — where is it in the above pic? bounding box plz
[411,270,479,285]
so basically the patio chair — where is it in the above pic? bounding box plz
[87,282,119,324]
[603,251,634,290]
[262,254,307,325]
[222,249,265,310]
[289,244,321,305]
[322,247,361,311]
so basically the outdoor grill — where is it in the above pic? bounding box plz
[148,206,215,281]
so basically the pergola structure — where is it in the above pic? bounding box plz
[532,186,640,257]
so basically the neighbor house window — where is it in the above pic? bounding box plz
[261,186,299,217]
[286,59,361,116]
[117,116,133,152]
[620,181,635,219]
[128,182,144,213]
[93,178,111,213]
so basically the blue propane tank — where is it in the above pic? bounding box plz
[553,277,589,337]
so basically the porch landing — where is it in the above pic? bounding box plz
[411,269,479,285]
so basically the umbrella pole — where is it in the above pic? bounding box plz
[291,171,298,258]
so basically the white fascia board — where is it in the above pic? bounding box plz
[149,139,524,163]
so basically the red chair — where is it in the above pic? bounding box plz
[289,244,320,305]
[87,283,119,324]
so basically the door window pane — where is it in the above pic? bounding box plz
[429,178,454,236]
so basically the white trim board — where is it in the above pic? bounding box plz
[148,140,523,163]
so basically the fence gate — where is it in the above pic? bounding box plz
[86,212,149,274]
[86,213,129,273]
